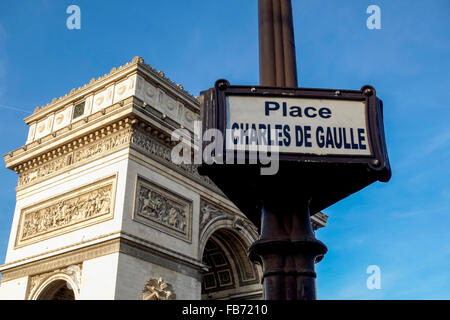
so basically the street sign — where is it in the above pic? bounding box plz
[202,79,391,177]
[226,95,370,156]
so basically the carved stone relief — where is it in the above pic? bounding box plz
[18,127,132,187]
[72,129,131,163]
[142,277,176,300]
[133,177,192,242]
[17,125,220,197]
[200,201,227,232]
[199,200,257,235]
[232,215,259,236]
[130,129,218,189]
[16,176,116,248]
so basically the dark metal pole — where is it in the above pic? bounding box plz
[251,0,327,300]
[258,0,298,87]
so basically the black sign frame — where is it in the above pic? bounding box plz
[202,79,391,181]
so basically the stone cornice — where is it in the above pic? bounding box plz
[7,113,217,197]
[6,59,201,167]
[120,232,205,270]
[7,114,136,174]
[0,232,122,280]
[25,56,198,124]
[5,91,195,172]
[311,212,328,230]
[136,60,199,111]
[5,98,135,168]
[0,233,206,283]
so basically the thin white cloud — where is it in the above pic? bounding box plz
[0,104,30,113]
[422,129,450,156]
[396,128,450,170]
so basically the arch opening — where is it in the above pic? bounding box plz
[201,228,262,300]
[36,280,75,300]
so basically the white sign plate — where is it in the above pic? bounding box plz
[226,96,372,156]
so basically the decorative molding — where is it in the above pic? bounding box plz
[311,212,328,230]
[17,119,133,187]
[142,278,176,300]
[200,201,228,232]
[15,175,117,248]
[1,234,205,283]
[1,238,121,283]
[33,56,197,117]
[199,200,258,238]
[16,59,200,152]
[72,129,131,164]
[14,119,221,196]
[27,264,82,300]
[119,233,205,272]
[232,215,259,237]
[130,127,221,192]
[200,200,326,239]
[133,176,192,243]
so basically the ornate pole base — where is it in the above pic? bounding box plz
[249,199,327,300]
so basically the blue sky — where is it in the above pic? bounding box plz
[0,0,449,299]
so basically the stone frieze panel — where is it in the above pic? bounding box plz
[133,176,192,243]
[15,175,117,248]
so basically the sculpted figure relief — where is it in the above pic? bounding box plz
[130,129,216,188]
[137,185,187,233]
[199,201,225,230]
[20,184,112,241]
[142,278,176,300]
